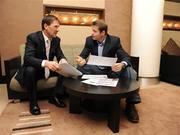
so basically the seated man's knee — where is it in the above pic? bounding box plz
[116,66,137,79]
[108,71,121,78]
[25,66,36,77]
[77,65,93,74]
[125,66,137,80]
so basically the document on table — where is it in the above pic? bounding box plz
[81,78,119,87]
[81,75,108,79]
[56,63,82,77]
[87,55,117,66]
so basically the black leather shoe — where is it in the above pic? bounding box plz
[125,104,139,123]
[49,96,66,108]
[30,105,41,115]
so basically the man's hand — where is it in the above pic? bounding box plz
[111,63,124,72]
[59,58,68,64]
[75,56,86,66]
[45,60,61,72]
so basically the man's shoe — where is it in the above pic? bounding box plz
[30,105,41,115]
[49,96,66,108]
[125,104,139,123]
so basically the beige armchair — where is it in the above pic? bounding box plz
[5,44,58,100]
[5,44,84,100]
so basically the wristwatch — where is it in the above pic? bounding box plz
[121,62,127,69]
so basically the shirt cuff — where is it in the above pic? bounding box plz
[41,60,46,67]
[121,61,128,67]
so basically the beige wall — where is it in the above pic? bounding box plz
[162,1,180,47]
[0,0,43,75]
[164,1,180,16]
[0,84,8,115]
[43,0,105,9]
[162,31,180,47]
[58,26,92,45]
[105,0,132,53]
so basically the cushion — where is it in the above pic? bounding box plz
[162,38,180,56]
[61,44,83,66]
[61,45,74,66]
[72,45,84,66]
[10,73,58,92]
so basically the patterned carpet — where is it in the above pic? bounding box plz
[0,82,180,135]
[11,109,52,135]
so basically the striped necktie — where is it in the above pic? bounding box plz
[45,39,50,79]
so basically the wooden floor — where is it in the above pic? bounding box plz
[0,82,180,135]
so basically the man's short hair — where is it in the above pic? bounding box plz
[41,15,60,30]
[92,20,108,34]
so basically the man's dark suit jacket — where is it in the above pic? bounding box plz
[15,31,66,86]
[80,34,131,65]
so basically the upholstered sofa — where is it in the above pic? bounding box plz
[4,44,139,100]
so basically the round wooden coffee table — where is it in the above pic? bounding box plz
[63,77,139,133]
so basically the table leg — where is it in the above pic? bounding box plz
[107,99,120,133]
[69,95,82,114]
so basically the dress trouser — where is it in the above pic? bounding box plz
[77,65,141,104]
[23,66,65,106]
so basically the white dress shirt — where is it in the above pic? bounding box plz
[42,32,51,78]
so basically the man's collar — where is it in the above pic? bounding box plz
[97,36,106,45]
[42,31,51,42]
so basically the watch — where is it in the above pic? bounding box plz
[121,62,126,69]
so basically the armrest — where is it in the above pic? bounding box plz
[130,56,139,77]
[4,56,21,81]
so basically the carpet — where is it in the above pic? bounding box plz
[11,109,52,135]
[0,82,180,135]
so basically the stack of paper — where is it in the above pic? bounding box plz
[81,75,119,87]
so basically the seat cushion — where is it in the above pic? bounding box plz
[10,73,58,92]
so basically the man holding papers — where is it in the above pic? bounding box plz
[75,20,141,123]
[15,15,67,115]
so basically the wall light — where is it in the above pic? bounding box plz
[163,15,180,31]
[51,11,99,26]
[44,7,104,26]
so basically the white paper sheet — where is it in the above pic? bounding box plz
[87,55,117,66]
[81,78,119,87]
[56,63,82,77]
[82,75,107,79]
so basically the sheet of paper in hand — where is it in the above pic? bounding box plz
[56,63,82,77]
[87,55,117,66]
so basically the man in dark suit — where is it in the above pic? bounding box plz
[75,20,141,123]
[15,15,67,115]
